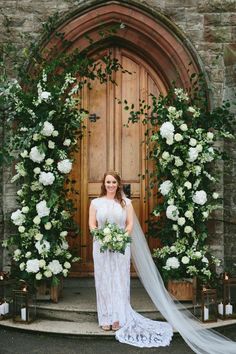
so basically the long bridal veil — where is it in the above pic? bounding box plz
[129,213,236,354]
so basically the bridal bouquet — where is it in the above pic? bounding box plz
[91,222,131,254]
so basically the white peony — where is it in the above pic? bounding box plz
[63,139,71,147]
[29,146,45,163]
[41,121,54,136]
[177,217,186,226]
[174,133,183,142]
[160,122,175,139]
[188,147,198,162]
[184,226,193,234]
[181,256,190,264]
[166,257,180,269]
[166,205,179,221]
[11,209,25,226]
[39,171,55,186]
[36,200,50,218]
[48,260,63,275]
[180,123,188,131]
[57,159,72,174]
[159,180,173,196]
[40,91,51,101]
[35,240,50,255]
[26,259,40,273]
[192,190,207,205]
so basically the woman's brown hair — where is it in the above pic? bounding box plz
[100,171,126,207]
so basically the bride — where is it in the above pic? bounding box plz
[89,171,236,352]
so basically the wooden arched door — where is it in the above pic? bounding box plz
[70,47,167,276]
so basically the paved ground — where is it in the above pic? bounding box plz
[0,325,236,354]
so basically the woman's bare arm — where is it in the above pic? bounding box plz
[89,203,97,231]
[125,203,134,235]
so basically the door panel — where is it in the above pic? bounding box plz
[70,47,166,276]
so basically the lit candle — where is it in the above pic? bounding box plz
[0,303,5,315]
[0,275,3,280]
[21,307,27,321]
[3,302,9,314]
[226,303,233,315]
[218,302,223,315]
[204,306,209,321]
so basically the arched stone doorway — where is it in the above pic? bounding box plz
[46,2,203,276]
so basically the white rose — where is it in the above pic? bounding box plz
[174,157,183,167]
[17,189,23,196]
[34,167,41,174]
[63,269,69,277]
[167,198,174,205]
[172,224,178,231]
[19,262,25,271]
[180,123,188,131]
[45,158,54,165]
[40,91,51,101]
[194,166,201,176]
[181,256,190,264]
[194,251,202,258]
[36,273,42,280]
[14,249,21,257]
[52,130,59,137]
[36,200,50,218]
[162,151,170,160]
[177,187,184,196]
[184,181,192,190]
[11,209,25,226]
[29,146,45,163]
[39,259,46,268]
[44,222,52,230]
[159,180,173,196]
[39,171,55,186]
[34,233,43,241]
[33,133,40,141]
[60,231,68,237]
[26,251,32,258]
[166,205,179,221]
[160,122,175,139]
[64,262,71,269]
[103,227,111,235]
[26,259,40,273]
[213,192,219,199]
[184,226,193,234]
[196,144,203,152]
[202,256,209,263]
[57,159,72,174]
[22,206,29,214]
[166,257,180,269]
[188,147,198,162]
[61,241,69,250]
[41,121,54,137]
[166,136,174,145]
[63,139,71,147]
[170,246,176,252]
[18,226,25,233]
[44,270,52,278]
[177,217,186,226]
[33,216,41,225]
[192,190,207,205]
[207,132,214,140]
[174,133,183,142]
[183,170,190,178]
[48,140,55,149]
[20,150,28,158]
[184,210,193,219]
[202,211,209,218]
[189,138,197,147]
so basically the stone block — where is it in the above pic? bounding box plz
[204,26,232,42]
[198,0,236,13]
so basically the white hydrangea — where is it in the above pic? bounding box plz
[11,209,25,226]
[192,190,207,205]
[26,259,40,273]
[35,240,50,255]
[57,159,72,174]
[181,256,190,264]
[39,171,55,186]
[159,180,173,196]
[41,121,54,137]
[166,257,180,269]
[48,260,63,275]
[188,147,198,162]
[36,200,50,218]
[166,205,179,221]
[29,146,45,163]
[160,122,175,139]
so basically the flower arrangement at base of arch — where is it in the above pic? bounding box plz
[126,82,234,284]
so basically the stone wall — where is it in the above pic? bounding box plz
[0,0,235,270]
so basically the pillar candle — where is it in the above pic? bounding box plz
[21,307,27,321]
[3,302,9,314]
[218,302,223,315]
[226,303,233,315]
[0,303,5,315]
[204,306,209,321]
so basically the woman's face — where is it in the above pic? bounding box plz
[104,174,118,194]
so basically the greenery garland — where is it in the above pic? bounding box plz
[126,79,235,284]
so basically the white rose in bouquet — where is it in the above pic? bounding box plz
[162,151,170,160]
[180,123,188,131]
[160,121,175,139]
[202,211,209,218]
[40,91,51,101]
[103,227,111,235]
[44,222,52,230]
[29,146,45,163]
[19,262,25,271]
[33,167,41,174]
[41,121,54,136]
[188,147,198,162]
[11,209,25,226]
[39,171,55,186]
[194,251,202,258]
[48,140,55,149]
[36,200,50,217]
[22,206,29,213]
[184,226,193,234]
[181,256,190,264]
[192,190,207,205]
[52,130,59,137]
[33,216,41,225]
[174,157,183,167]
[57,159,72,174]
[45,158,54,166]
[194,165,201,176]
[166,136,174,145]
[184,181,192,190]
[34,233,43,241]
[207,132,214,141]
[39,259,46,268]
[202,256,209,263]
[177,217,186,226]
[184,210,193,219]
[18,226,25,233]
[63,139,71,147]
[159,180,173,196]
[174,133,183,142]
[166,257,180,269]
[189,138,197,146]
[213,192,219,199]
[48,260,63,275]
[166,205,179,221]
[26,259,40,273]
[44,270,52,278]
[196,144,203,152]
[64,262,71,269]
[36,273,42,280]
[26,251,32,258]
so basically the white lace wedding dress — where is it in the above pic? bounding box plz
[91,197,173,348]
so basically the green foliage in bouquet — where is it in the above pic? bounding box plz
[91,222,132,254]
